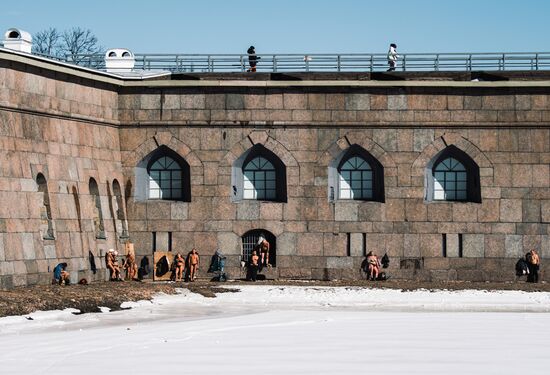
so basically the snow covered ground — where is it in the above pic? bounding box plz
[1,285,550,374]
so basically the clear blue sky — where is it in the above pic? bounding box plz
[1,0,548,54]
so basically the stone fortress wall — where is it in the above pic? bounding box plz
[0,55,122,288]
[1,50,549,288]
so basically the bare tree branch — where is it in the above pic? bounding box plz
[60,27,104,63]
[32,27,61,56]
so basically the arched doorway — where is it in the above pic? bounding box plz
[241,229,276,267]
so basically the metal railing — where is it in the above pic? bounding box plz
[60,52,550,73]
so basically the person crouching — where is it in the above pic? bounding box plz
[53,262,70,285]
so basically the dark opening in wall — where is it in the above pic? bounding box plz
[346,233,351,256]
[442,233,447,257]
[241,229,277,267]
[152,232,157,252]
[458,234,463,257]
[168,232,172,252]
[362,233,367,257]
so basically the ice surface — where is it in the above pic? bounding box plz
[0,286,549,374]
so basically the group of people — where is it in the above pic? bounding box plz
[105,243,139,282]
[246,235,271,281]
[52,241,542,285]
[171,248,200,282]
[245,43,400,73]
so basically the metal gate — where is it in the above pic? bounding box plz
[241,229,276,267]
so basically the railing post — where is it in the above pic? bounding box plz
[535,53,539,70]
[435,54,439,71]
[369,54,373,72]
[207,55,212,72]
[337,55,341,72]
[402,54,406,71]
[501,53,505,70]
[273,55,277,72]
[142,55,146,70]
[240,55,245,72]
[468,54,472,71]
[305,56,309,72]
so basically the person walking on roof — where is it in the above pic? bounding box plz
[387,43,398,71]
[247,46,260,72]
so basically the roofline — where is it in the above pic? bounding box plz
[2,47,550,89]
[0,48,170,84]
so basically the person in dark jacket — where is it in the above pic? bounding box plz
[247,46,260,72]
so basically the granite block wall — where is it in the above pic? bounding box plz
[118,86,550,282]
[0,63,124,289]
[0,52,549,287]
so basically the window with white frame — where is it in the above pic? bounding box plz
[148,156,183,200]
[425,145,481,203]
[243,156,276,200]
[231,144,287,203]
[328,144,384,202]
[433,157,467,201]
[338,156,373,200]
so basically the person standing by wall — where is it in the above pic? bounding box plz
[247,250,260,281]
[526,249,541,283]
[187,248,200,281]
[387,43,398,71]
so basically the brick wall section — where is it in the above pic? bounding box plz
[118,86,550,282]
[0,64,122,289]
[0,54,549,287]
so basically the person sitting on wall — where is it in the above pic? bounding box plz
[106,249,122,281]
[366,251,381,281]
[187,248,200,282]
[174,253,185,282]
[53,262,70,285]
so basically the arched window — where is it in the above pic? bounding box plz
[338,156,373,200]
[241,229,277,267]
[89,178,106,239]
[243,157,276,200]
[328,145,384,202]
[433,157,467,201]
[148,155,183,200]
[134,146,191,202]
[232,144,287,202]
[425,145,481,203]
[36,173,54,240]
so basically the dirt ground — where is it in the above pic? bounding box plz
[1,279,548,318]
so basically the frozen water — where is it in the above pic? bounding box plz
[0,286,549,374]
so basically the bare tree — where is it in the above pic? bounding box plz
[31,27,104,66]
[61,27,104,63]
[32,27,61,56]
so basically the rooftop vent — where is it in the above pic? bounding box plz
[104,48,135,73]
[3,28,32,53]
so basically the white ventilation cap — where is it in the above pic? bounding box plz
[105,48,135,73]
[3,28,32,53]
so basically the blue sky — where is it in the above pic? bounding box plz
[1,0,548,54]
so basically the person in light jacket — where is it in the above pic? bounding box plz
[387,43,398,71]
